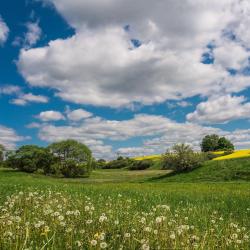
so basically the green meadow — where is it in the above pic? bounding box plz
[0,159,249,250]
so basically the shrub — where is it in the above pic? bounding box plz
[103,158,132,169]
[60,159,87,178]
[162,144,206,172]
[128,160,152,170]
[95,159,107,169]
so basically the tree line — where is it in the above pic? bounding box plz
[0,134,234,177]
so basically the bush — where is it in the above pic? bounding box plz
[162,144,206,173]
[128,160,152,170]
[94,159,107,169]
[60,159,87,178]
[103,158,131,169]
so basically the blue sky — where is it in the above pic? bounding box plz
[1,0,250,158]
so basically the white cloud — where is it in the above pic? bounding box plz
[36,113,221,158]
[0,85,21,95]
[37,110,65,121]
[17,0,250,108]
[11,93,49,106]
[214,41,250,69]
[0,125,24,149]
[67,108,93,121]
[24,21,42,48]
[32,111,250,158]
[0,16,9,45]
[18,27,227,107]
[187,95,250,124]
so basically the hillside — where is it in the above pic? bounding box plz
[153,157,250,182]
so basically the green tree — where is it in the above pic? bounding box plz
[201,134,234,152]
[0,144,5,163]
[48,139,93,172]
[5,145,54,173]
[218,137,234,151]
[201,134,220,152]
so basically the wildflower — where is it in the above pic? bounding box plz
[85,206,90,212]
[170,233,176,240]
[155,217,163,224]
[124,233,131,238]
[100,242,108,249]
[231,233,238,239]
[99,214,107,223]
[90,240,97,246]
[99,232,105,240]
[141,244,150,250]
[144,227,152,232]
[76,241,82,247]
[58,215,64,221]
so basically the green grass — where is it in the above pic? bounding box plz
[0,166,249,249]
[154,157,250,182]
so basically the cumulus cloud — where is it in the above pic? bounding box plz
[16,0,250,108]
[35,113,221,158]
[37,110,65,121]
[186,95,250,124]
[66,108,93,121]
[0,16,9,45]
[11,93,49,106]
[213,41,250,69]
[0,125,24,149]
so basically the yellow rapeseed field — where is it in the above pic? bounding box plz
[133,155,161,161]
[213,149,250,161]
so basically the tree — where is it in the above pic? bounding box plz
[218,137,234,151]
[162,143,205,172]
[0,144,5,163]
[201,134,234,152]
[5,145,54,173]
[48,140,93,172]
[201,134,220,152]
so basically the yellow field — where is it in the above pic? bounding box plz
[213,149,250,161]
[133,154,161,161]
[134,149,250,161]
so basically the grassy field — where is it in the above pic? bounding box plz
[154,157,250,182]
[0,165,249,249]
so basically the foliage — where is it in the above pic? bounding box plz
[94,159,107,169]
[128,159,152,170]
[60,159,88,178]
[48,139,93,175]
[217,137,234,151]
[48,139,92,163]
[162,144,206,172]
[103,157,132,169]
[0,144,5,163]
[4,145,54,173]
[201,134,234,152]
